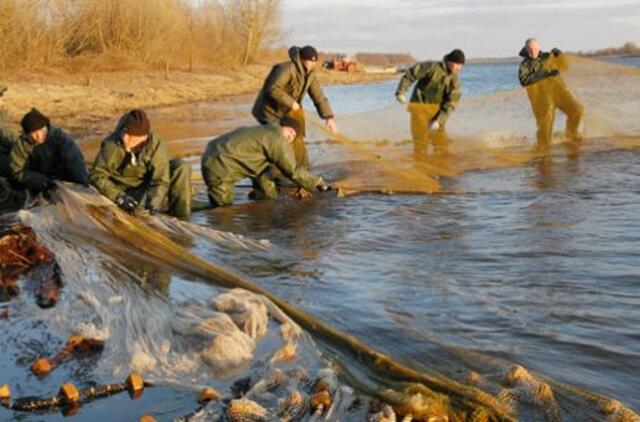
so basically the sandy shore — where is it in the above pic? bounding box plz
[1,64,395,140]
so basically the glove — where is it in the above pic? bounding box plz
[548,69,560,77]
[116,194,138,213]
[429,119,440,132]
[145,205,159,216]
[396,93,407,104]
[316,181,335,192]
[551,48,562,57]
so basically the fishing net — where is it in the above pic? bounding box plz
[4,182,636,420]
[2,56,639,422]
[302,56,640,196]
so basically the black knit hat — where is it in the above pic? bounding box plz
[300,45,318,62]
[444,49,466,65]
[280,116,301,136]
[21,108,50,133]
[123,109,150,136]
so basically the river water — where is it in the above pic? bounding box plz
[199,57,640,407]
[1,57,639,421]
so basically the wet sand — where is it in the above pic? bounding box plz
[1,65,395,141]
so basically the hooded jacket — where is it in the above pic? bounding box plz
[252,47,334,124]
[396,60,462,126]
[201,124,322,192]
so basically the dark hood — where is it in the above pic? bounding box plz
[288,46,306,74]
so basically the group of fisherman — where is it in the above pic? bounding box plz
[0,39,582,219]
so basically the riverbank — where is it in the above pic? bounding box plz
[1,64,396,139]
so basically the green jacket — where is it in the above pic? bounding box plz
[396,61,462,125]
[10,125,88,190]
[201,125,322,191]
[252,47,334,123]
[90,130,170,209]
[519,48,555,87]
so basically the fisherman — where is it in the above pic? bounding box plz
[9,108,89,192]
[0,85,17,178]
[252,45,337,168]
[518,38,583,148]
[201,117,334,207]
[395,49,465,156]
[90,109,191,218]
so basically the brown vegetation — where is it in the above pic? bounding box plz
[0,0,283,75]
[574,42,640,57]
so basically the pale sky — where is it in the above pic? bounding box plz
[281,0,640,59]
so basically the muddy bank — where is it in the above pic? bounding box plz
[1,65,395,140]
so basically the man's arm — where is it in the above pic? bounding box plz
[9,138,50,190]
[519,55,556,86]
[268,135,322,192]
[396,62,430,97]
[307,77,334,120]
[90,141,127,202]
[436,77,462,125]
[265,64,298,111]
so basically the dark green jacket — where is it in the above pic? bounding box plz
[201,125,322,191]
[396,61,462,125]
[90,130,170,209]
[519,48,555,87]
[0,111,17,178]
[0,110,17,156]
[10,125,88,190]
[252,47,334,123]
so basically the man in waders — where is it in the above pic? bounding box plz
[396,49,465,157]
[90,109,191,219]
[252,45,337,169]
[201,117,333,207]
[518,38,583,149]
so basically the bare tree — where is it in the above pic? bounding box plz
[230,0,281,65]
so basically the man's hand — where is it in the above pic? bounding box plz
[429,119,440,132]
[551,48,562,57]
[36,177,55,191]
[145,205,159,216]
[548,69,560,77]
[396,93,407,104]
[291,101,301,111]
[116,194,138,213]
[316,181,335,192]
[326,118,337,134]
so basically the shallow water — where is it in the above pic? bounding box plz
[198,56,640,409]
[2,57,639,420]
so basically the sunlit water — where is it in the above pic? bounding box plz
[210,56,640,409]
[1,57,639,420]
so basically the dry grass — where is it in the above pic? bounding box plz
[0,0,282,75]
